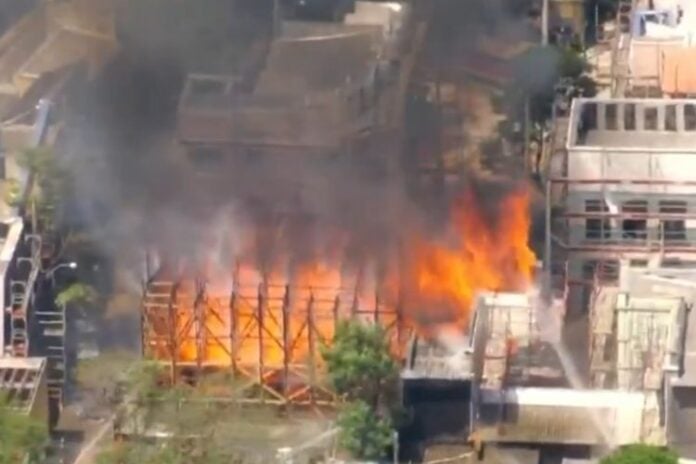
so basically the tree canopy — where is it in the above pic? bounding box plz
[600,444,678,464]
[336,400,394,461]
[321,320,399,407]
[321,321,400,460]
[0,399,48,464]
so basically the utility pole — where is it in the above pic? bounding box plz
[542,0,549,46]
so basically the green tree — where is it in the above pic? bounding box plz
[337,400,394,461]
[55,282,99,308]
[601,444,678,464]
[0,398,49,464]
[321,321,400,460]
[321,321,399,408]
[14,146,69,234]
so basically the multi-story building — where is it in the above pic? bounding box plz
[548,97,696,316]
[176,1,414,207]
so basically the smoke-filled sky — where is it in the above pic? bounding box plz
[56,0,551,287]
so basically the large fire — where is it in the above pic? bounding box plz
[146,185,537,368]
[405,186,537,332]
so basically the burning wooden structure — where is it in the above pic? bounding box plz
[142,266,408,407]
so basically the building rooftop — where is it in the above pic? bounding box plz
[255,30,379,98]
[472,291,567,390]
[402,333,473,382]
[567,98,696,151]
[476,388,646,445]
[176,1,410,149]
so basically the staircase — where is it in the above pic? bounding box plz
[34,299,66,401]
[8,280,28,356]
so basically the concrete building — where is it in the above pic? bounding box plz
[610,0,696,96]
[402,290,661,459]
[614,266,696,458]
[543,93,696,458]
[176,1,413,192]
[548,97,696,322]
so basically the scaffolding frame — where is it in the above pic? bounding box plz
[142,273,407,408]
[8,234,42,358]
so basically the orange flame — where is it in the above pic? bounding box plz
[151,185,536,366]
[404,186,537,332]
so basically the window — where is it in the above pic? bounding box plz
[188,146,224,170]
[662,259,696,269]
[582,259,619,284]
[622,200,648,240]
[605,103,618,130]
[659,200,687,243]
[582,260,597,280]
[596,260,619,284]
[665,105,677,131]
[585,200,611,239]
[624,103,636,130]
[644,107,658,130]
[581,103,597,130]
[685,104,696,131]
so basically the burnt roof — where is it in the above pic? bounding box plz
[254,30,379,97]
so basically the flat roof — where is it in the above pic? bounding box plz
[255,30,379,97]
[567,98,696,151]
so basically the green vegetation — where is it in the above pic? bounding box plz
[96,441,233,464]
[321,321,400,460]
[13,146,70,233]
[600,445,678,464]
[55,282,99,308]
[103,361,321,462]
[336,400,394,461]
[0,398,48,464]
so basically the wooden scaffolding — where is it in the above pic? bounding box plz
[141,271,408,408]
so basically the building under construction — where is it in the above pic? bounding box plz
[0,0,118,427]
[142,268,408,407]
[142,1,419,406]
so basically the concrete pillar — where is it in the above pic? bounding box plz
[658,104,666,131]
[598,103,607,130]
[636,103,645,131]
[677,103,686,132]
